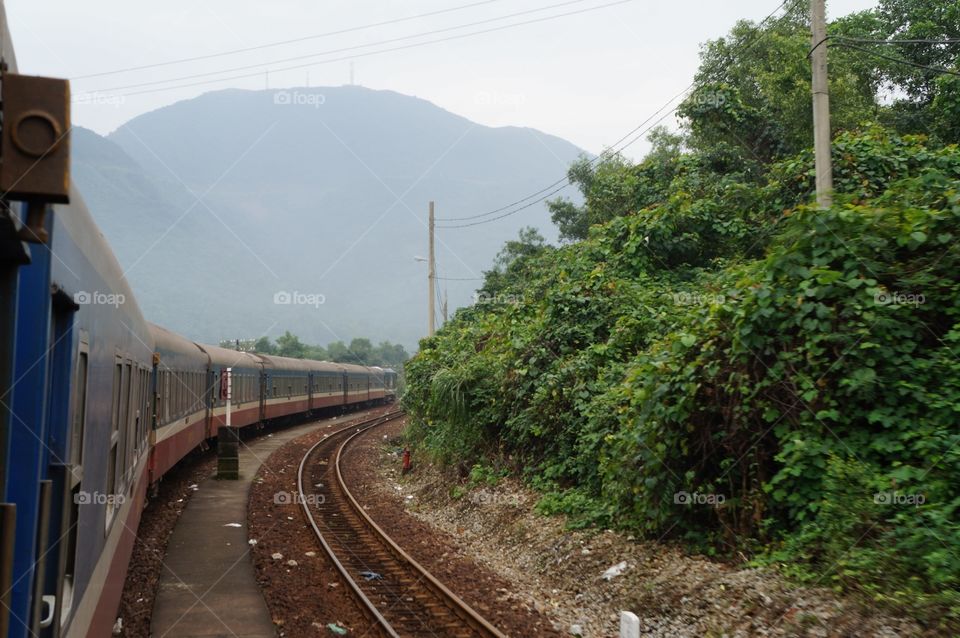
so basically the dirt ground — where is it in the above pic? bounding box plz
[372,425,926,638]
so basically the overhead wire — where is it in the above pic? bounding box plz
[834,40,960,77]
[435,0,793,228]
[74,0,511,79]
[79,0,634,98]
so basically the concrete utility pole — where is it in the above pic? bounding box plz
[428,201,436,337]
[810,0,833,208]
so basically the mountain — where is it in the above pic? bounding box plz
[72,86,586,349]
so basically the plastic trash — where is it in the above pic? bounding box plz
[223,523,242,528]
[359,571,383,581]
[327,622,348,634]
[602,561,628,581]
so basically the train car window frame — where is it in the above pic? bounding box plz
[106,358,122,532]
[119,361,132,493]
[70,346,88,470]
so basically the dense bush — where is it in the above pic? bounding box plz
[403,131,960,625]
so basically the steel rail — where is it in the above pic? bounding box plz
[297,409,405,637]
[298,409,507,637]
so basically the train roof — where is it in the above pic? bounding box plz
[257,354,316,372]
[150,323,207,360]
[196,342,265,370]
[301,359,346,374]
[339,362,371,375]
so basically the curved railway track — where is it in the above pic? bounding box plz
[296,410,507,638]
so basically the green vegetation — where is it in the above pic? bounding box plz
[219,332,409,367]
[404,0,960,629]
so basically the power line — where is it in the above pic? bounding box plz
[74,0,510,79]
[834,36,960,45]
[86,0,599,92]
[434,86,690,222]
[436,104,678,228]
[80,0,631,97]
[436,0,792,229]
[835,41,960,77]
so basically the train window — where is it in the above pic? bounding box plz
[107,360,122,530]
[170,371,176,417]
[71,351,88,467]
[192,371,199,411]
[119,362,131,489]
[165,370,171,423]
[140,369,148,443]
[111,363,122,435]
[128,366,139,466]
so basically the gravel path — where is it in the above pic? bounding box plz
[373,435,926,637]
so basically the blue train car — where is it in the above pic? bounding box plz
[2,184,156,635]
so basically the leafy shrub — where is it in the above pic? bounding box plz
[402,130,960,625]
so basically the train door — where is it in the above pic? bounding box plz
[4,209,54,638]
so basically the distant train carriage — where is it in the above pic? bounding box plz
[197,344,265,431]
[258,355,315,420]
[340,363,372,404]
[305,360,347,411]
[150,324,211,480]
[368,366,387,402]
[383,368,399,402]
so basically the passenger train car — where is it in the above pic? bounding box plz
[0,8,400,637]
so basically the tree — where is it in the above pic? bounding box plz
[326,341,350,362]
[303,344,328,360]
[275,331,306,358]
[347,338,374,364]
[253,336,276,354]
[373,341,409,367]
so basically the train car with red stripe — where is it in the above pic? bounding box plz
[306,360,347,411]
[199,344,265,432]
[149,324,210,482]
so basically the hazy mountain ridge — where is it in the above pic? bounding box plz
[73,86,585,348]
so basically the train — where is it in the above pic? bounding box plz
[0,7,398,637]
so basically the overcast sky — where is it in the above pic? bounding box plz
[8,0,876,160]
